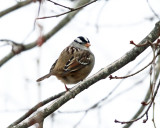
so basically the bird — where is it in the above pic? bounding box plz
[36,36,95,91]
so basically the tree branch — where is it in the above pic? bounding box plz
[123,55,160,128]
[37,0,98,19]
[0,0,32,18]
[146,0,160,20]
[47,0,74,10]
[115,79,160,124]
[7,91,65,128]
[0,0,92,68]
[10,21,160,128]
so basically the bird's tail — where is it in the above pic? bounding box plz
[36,73,51,82]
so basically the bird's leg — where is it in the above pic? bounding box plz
[64,84,75,98]
[64,84,69,91]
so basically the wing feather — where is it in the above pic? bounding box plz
[63,50,91,72]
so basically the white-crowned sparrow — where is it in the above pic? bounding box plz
[37,36,95,90]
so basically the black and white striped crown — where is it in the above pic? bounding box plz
[74,36,90,44]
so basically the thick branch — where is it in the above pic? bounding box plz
[11,21,160,128]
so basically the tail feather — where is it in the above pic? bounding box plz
[36,73,51,82]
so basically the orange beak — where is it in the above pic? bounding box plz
[85,43,91,48]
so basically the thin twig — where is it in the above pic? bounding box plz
[0,39,24,54]
[95,0,108,32]
[0,39,19,45]
[37,0,98,19]
[114,39,160,124]
[115,79,160,124]
[123,56,160,128]
[152,102,157,128]
[0,0,92,68]
[47,0,74,10]
[110,40,159,79]
[109,55,155,79]
[73,112,87,128]
[146,0,160,20]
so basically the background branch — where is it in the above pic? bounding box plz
[7,91,65,128]
[0,0,93,68]
[37,0,97,19]
[116,78,160,124]
[146,0,160,20]
[0,0,32,18]
[123,55,160,128]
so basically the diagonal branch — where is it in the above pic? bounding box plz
[10,21,160,128]
[7,91,65,128]
[47,0,74,10]
[146,0,160,20]
[0,0,32,18]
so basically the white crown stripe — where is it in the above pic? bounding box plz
[84,37,89,42]
[75,38,83,43]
